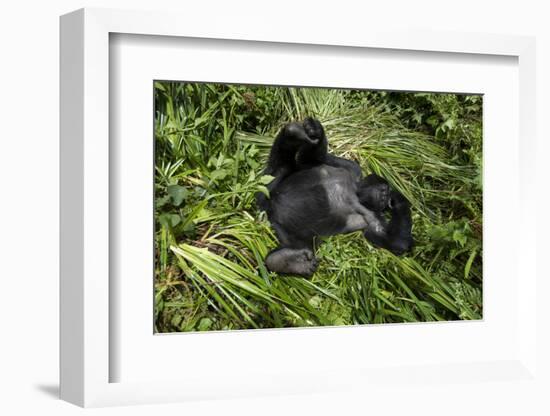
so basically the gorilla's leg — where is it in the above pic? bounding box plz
[265,120,321,177]
[324,155,362,181]
[364,190,413,255]
[269,221,294,247]
[298,117,363,181]
[296,117,329,167]
[257,120,323,212]
[265,222,319,277]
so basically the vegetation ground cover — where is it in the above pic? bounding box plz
[154,82,483,332]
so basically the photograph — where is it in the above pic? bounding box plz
[153,81,483,332]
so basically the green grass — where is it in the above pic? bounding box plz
[154,82,483,332]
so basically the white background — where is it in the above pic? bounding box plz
[1,0,549,415]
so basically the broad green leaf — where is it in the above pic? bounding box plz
[167,185,188,206]
[464,250,477,280]
[197,317,213,331]
[159,213,181,228]
[259,175,275,185]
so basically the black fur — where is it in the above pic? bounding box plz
[257,117,413,277]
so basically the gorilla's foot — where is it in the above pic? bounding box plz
[265,248,319,277]
[303,117,325,142]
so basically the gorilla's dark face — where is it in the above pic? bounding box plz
[358,175,391,212]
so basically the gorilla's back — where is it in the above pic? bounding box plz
[269,166,360,238]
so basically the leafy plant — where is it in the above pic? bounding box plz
[154,82,483,332]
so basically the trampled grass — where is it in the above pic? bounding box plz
[154,82,483,332]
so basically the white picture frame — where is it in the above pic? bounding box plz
[60,7,538,408]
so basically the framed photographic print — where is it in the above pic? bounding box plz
[60,7,538,408]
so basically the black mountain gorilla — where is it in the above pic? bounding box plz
[257,117,413,277]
